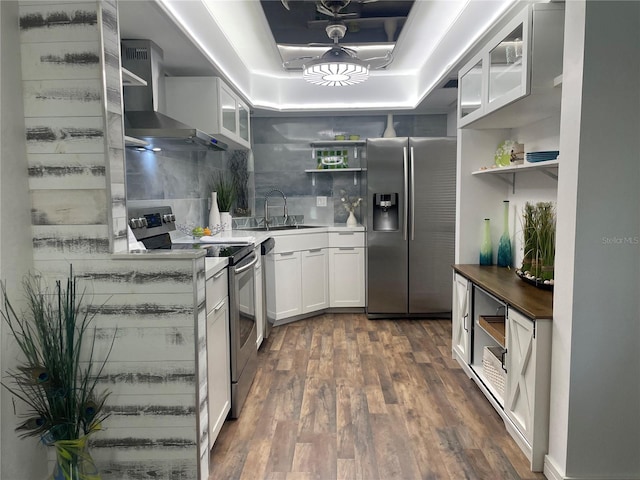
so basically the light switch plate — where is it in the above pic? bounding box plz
[316,196,327,207]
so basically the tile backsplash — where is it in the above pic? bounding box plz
[125,114,447,227]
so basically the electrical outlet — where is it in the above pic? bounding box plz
[316,196,327,207]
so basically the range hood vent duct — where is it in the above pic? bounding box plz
[121,39,227,152]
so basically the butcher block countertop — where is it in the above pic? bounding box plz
[453,265,553,320]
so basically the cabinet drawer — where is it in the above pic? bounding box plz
[274,232,327,253]
[206,267,228,314]
[329,231,365,248]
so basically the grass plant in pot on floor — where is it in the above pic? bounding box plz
[1,267,115,480]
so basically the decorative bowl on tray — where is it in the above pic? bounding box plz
[515,269,554,291]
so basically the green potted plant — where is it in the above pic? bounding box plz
[1,267,114,479]
[518,201,556,287]
[211,172,236,231]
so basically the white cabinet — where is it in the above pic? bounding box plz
[451,272,471,364]
[270,232,331,321]
[301,249,329,313]
[163,76,251,149]
[505,307,552,469]
[458,3,564,129]
[328,232,365,307]
[205,267,231,449]
[273,251,303,319]
[451,266,552,472]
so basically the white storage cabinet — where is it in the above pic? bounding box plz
[205,266,231,448]
[163,76,251,149]
[328,231,365,307]
[270,232,328,321]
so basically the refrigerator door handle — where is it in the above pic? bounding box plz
[410,146,415,241]
[403,146,409,241]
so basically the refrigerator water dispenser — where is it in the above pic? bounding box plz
[372,193,399,231]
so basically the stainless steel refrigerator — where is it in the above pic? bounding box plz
[366,137,456,318]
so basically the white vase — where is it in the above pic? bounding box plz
[209,192,221,228]
[346,211,358,227]
[220,212,232,231]
[383,113,396,138]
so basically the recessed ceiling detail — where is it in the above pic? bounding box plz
[262,0,413,73]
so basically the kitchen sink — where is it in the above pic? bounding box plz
[239,225,323,232]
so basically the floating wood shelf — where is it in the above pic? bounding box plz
[478,315,506,347]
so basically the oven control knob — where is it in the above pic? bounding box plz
[163,214,173,223]
[169,214,176,222]
[139,217,148,228]
[129,218,138,228]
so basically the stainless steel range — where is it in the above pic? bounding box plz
[128,205,258,419]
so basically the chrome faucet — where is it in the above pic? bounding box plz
[264,189,288,230]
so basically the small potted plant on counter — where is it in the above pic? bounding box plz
[211,172,236,232]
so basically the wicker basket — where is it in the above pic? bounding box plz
[482,345,506,398]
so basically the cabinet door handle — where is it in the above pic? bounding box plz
[501,349,507,373]
[213,270,226,279]
[213,299,225,313]
[280,252,295,256]
[308,248,322,253]
[338,247,355,251]
[338,232,354,236]
[463,312,469,332]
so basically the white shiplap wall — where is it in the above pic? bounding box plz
[18,1,209,478]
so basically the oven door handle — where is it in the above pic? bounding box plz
[233,254,258,274]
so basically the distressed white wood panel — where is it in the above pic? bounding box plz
[25,116,104,154]
[19,3,99,44]
[28,153,106,189]
[88,296,196,329]
[31,189,107,225]
[93,361,195,397]
[23,79,102,117]
[106,111,123,149]
[93,458,197,480]
[21,41,101,80]
[112,237,127,254]
[25,258,195,294]
[91,425,197,459]
[108,147,125,183]
[86,326,195,362]
[32,224,110,258]
[104,394,197,429]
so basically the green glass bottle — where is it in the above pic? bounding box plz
[497,201,512,267]
[479,218,493,265]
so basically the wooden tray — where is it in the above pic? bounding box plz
[478,315,506,347]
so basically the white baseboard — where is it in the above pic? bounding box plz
[544,455,640,480]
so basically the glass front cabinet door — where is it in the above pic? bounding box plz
[458,7,532,127]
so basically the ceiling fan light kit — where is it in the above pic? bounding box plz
[303,48,370,86]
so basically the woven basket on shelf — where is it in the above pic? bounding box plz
[482,345,506,398]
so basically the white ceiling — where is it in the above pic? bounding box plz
[118,0,519,114]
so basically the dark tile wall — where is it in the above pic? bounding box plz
[252,114,447,224]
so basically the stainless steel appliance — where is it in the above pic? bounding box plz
[121,40,227,152]
[127,205,257,418]
[366,137,456,318]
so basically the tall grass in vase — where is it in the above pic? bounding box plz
[520,202,556,284]
[211,172,236,213]
[1,267,115,480]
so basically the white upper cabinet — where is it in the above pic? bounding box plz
[458,4,564,129]
[163,76,251,149]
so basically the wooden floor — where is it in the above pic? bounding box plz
[209,313,546,480]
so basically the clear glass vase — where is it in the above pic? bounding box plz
[50,436,101,480]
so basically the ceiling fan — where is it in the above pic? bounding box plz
[282,0,393,86]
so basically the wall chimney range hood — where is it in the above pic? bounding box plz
[121,39,227,152]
